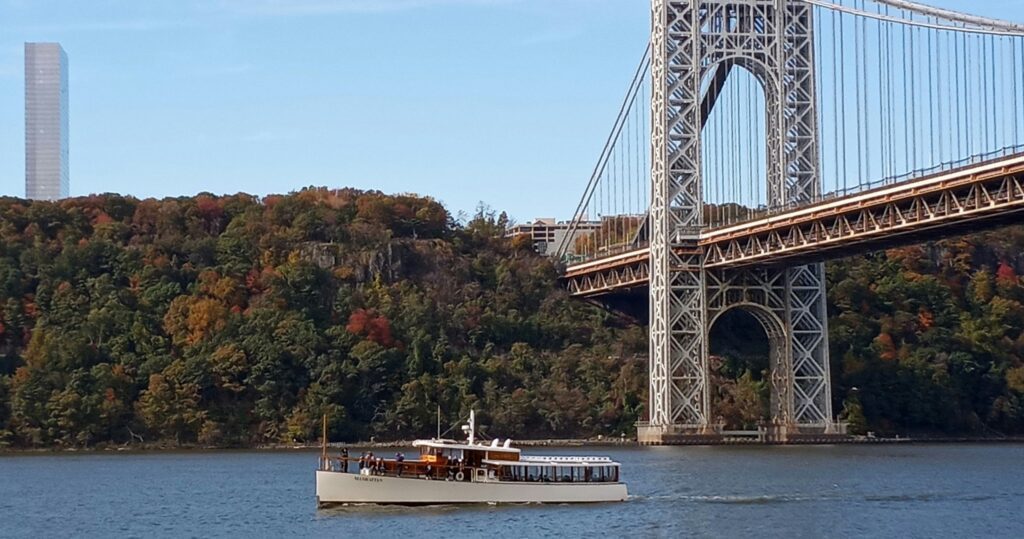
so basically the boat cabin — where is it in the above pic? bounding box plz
[414,438,521,469]
[488,456,620,483]
[405,439,619,484]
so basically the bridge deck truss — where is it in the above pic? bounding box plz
[564,154,1024,300]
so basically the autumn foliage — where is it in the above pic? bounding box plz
[0,191,644,448]
[345,309,393,347]
[2,188,1024,448]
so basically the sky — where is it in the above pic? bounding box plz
[1,0,1022,223]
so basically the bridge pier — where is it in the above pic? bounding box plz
[644,0,836,443]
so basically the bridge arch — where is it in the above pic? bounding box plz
[700,55,776,91]
[707,300,790,434]
[699,60,776,228]
[707,301,784,339]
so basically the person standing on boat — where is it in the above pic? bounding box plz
[396,453,405,477]
[341,448,349,473]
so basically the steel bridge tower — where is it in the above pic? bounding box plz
[643,0,833,443]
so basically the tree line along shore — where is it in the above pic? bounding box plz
[1,189,1023,449]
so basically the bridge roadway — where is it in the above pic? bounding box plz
[564,152,1024,302]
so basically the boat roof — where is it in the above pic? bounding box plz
[412,439,521,454]
[485,456,621,467]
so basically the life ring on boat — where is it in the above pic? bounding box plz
[455,471,465,481]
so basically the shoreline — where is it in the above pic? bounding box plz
[4,435,1024,455]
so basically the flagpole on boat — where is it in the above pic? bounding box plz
[321,413,328,469]
[436,405,441,440]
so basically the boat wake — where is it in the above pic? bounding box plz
[631,491,1023,505]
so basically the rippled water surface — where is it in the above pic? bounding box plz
[2,444,1023,538]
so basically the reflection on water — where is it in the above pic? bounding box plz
[2,445,1024,538]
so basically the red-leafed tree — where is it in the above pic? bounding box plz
[346,309,394,347]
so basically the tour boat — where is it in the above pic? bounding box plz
[315,411,628,506]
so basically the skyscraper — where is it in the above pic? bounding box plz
[25,43,69,201]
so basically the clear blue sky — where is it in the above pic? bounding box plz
[1,0,1021,222]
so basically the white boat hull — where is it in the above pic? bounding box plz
[316,471,628,505]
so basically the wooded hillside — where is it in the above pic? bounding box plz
[0,189,1022,448]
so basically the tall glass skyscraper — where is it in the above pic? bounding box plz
[25,43,69,201]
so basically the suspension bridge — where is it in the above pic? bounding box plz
[554,0,1024,444]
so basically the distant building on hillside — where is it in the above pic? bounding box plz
[25,42,69,201]
[506,217,601,257]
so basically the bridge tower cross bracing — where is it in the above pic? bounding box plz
[644,0,833,443]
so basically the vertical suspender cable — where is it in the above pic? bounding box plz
[990,36,998,155]
[753,68,760,208]
[832,8,840,194]
[998,37,1005,155]
[981,34,988,158]
[636,79,641,218]
[1005,38,1012,154]
[841,11,850,194]
[1019,38,1024,150]
[928,20,937,166]
[737,70,743,219]
[619,109,626,225]
[929,20,937,167]
[877,5,888,182]
[641,78,647,218]
[944,30,953,165]
[623,104,628,224]
[717,68,723,225]
[987,34,995,156]
[855,1,865,184]
[609,127,614,246]
[902,12,911,176]
[865,2,873,185]
[913,22,921,171]
[1015,38,1021,149]
[636,78,643,217]
[720,64,727,226]
[964,31,970,161]
[992,35,998,155]
[950,31,958,160]
[887,12,897,180]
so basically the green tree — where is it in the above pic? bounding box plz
[136,369,205,444]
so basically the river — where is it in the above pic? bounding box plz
[1,444,1023,538]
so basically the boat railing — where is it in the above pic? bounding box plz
[320,456,477,480]
[519,455,617,464]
